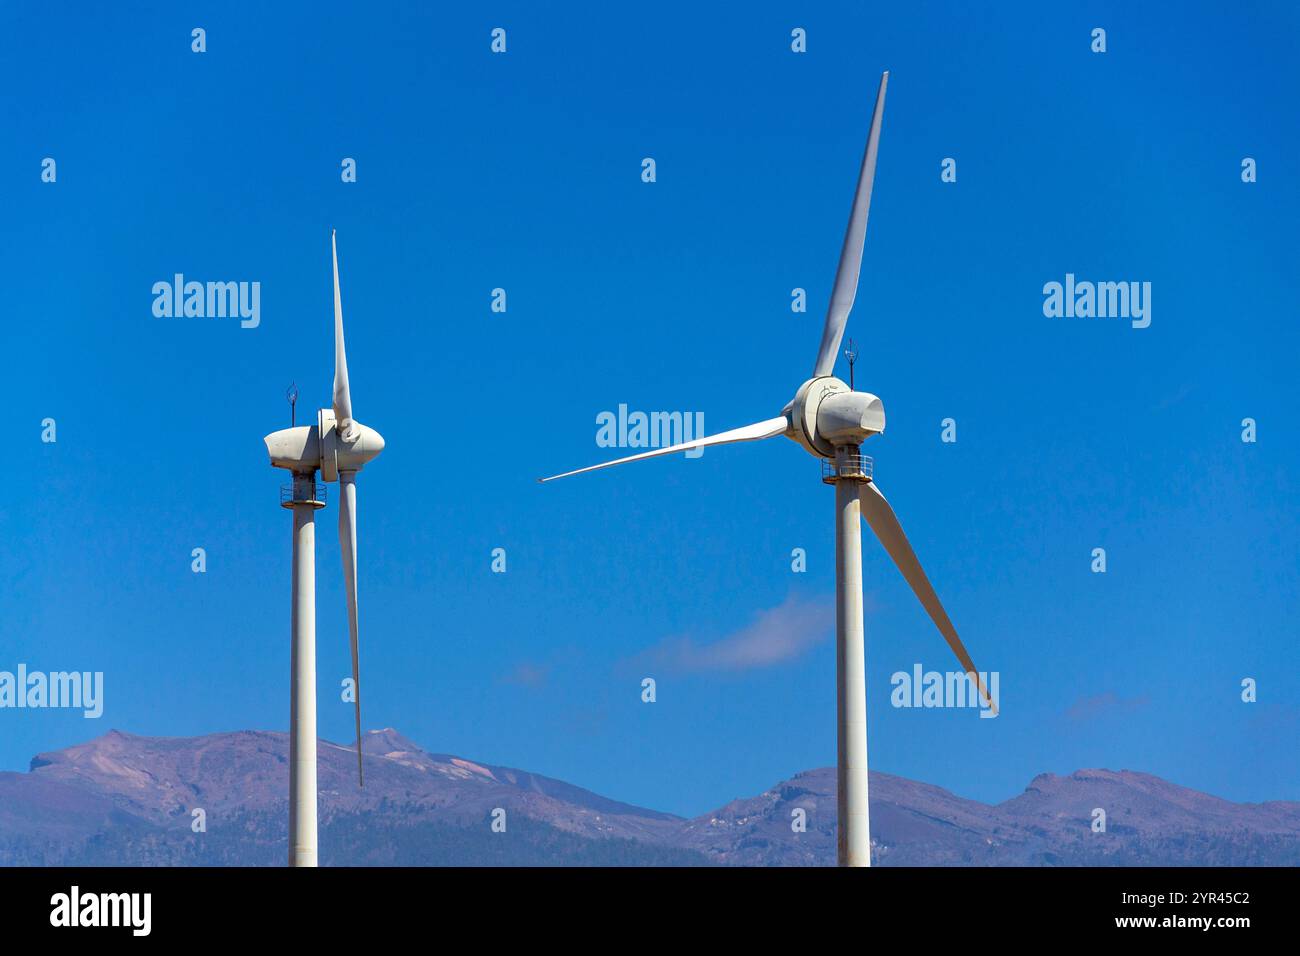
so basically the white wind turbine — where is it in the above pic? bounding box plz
[540,73,993,867]
[263,231,385,867]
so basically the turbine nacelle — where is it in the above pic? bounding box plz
[263,408,385,479]
[264,424,316,472]
[783,376,885,457]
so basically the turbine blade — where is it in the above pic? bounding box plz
[538,415,789,483]
[332,230,356,438]
[338,472,363,785]
[859,480,996,713]
[813,71,888,379]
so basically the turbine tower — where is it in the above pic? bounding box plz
[540,73,993,867]
[263,231,385,867]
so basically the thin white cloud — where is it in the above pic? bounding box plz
[1064,691,1150,722]
[631,594,834,674]
[501,661,550,688]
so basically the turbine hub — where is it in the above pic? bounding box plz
[318,408,384,482]
[783,376,885,458]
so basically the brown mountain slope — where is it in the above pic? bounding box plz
[6,729,1298,866]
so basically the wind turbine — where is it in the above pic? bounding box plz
[263,230,385,867]
[539,73,994,867]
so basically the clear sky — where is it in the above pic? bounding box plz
[3,2,1297,818]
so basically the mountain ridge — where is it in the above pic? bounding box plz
[3,728,1297,866]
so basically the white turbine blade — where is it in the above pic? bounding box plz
[538,415,789,483]
[331,230,356,439]
[338,472,363,785]
[859,480,996,713]
[813,72,888,379]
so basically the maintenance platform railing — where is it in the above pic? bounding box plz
[821,452,874,484]
[281,480,327,508]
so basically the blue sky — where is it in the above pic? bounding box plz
[3,2,1297,817]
